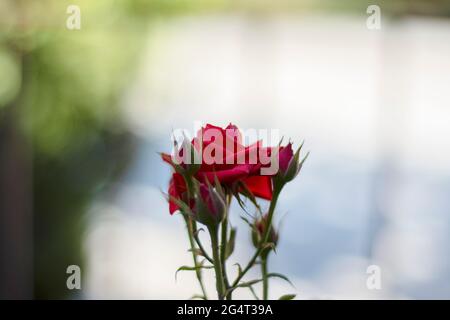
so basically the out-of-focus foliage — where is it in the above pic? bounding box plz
[0,0,208,298]
[2,1,142,155]
[0,48,21,107]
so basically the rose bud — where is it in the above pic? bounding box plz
[275,142,308,185]
[193,183,226,226]
[251,214,279,258]
[164,138,201,177]
[278,143,294,175]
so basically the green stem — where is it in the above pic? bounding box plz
[231,187,281,288]
[261,256,269,300]
[221,195,232,299]
[192,223,214,264]
[184,215,208,299]
[209,225,225,300]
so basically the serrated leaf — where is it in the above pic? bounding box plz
[278,294,296,300]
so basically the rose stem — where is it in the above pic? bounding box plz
[261,256,269,300]
[209,225,226,300]
[184,215,208,299]
[231,187,281,289]
[192,222,214,263]
[221,195,232,299]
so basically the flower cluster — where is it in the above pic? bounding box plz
[161,123,308,300]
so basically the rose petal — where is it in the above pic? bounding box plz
[168,173,186,214]
[279,143,294,173]
[197,164,254,184]
[241,175,273,200]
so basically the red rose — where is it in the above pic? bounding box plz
[278,142,294,174]
[163,123,274,214]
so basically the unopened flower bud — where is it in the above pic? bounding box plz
[251,214,278,257]
[276,142,308,185]
[172,139,201,176]
[193,184,226,226]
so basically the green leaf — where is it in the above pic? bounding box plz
[266,273,295,287]
[224,279,264,296]
[175,265,213,281]
[234,279,263,288]
[225,273,295,296]
[233,263,243,278]
[278,294,296,300]
[225,228,237,259]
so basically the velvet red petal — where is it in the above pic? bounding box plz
[168,177,179,214]
[198,164,254,184]
[241,175,273,200]
[168,173,186,214]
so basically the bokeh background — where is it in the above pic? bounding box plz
[1,0,450,299]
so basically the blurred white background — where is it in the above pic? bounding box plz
[84,13,450,299]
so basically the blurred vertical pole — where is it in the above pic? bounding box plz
[0,50,33,299]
